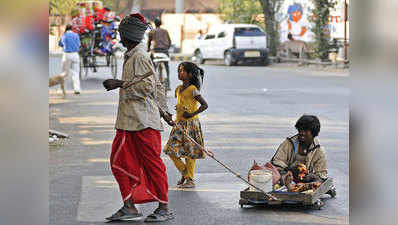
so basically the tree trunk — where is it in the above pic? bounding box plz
[259,0,279,56]
[120,0,135,15]
[114,0,121,14]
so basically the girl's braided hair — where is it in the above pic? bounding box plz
[179,62,204,90]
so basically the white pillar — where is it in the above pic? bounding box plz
[175,0,184,13]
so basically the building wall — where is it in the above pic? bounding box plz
[140,0,219,12]
[161,13,222,54]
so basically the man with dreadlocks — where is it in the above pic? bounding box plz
[271,115,328,186]
[102,13,174,222]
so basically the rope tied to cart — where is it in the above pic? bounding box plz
[112,43,279,201]
[170,121,278,201]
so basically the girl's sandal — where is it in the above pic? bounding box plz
[177,176,186,186]
[177,169,187,186]
[180,179,195,188]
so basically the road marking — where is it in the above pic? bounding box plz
[169,187,240,192]
[58,116,114,124]
[77,174,245,222]
[87,157,169,163]
[87,158,108,163]
[78,101,117,106]
[77,174,347,223]
[79,130,90,134]
[77,176,126,222]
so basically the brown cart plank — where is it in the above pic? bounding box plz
[240,178,334,206]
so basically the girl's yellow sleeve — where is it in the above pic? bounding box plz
[190,85,200,97]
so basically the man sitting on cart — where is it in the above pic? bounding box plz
[271,115,328,185]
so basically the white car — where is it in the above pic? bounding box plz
[194,24,270,66]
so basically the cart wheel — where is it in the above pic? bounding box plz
[328,187,337,198]
[92,56,97,73]
[314,199,324,210]
[111,54,117,79]
[80,56,88,80]
[106,55,111,66]
[79,56,83,80]
[239,199,247,208]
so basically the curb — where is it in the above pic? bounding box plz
[50,52,193,61]
[269,56,350,68]
[170,55,193,61]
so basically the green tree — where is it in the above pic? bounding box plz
[258,0,284,56]
[218,0,263,24]
[49,0,135,16]
[49,0,79,16]
[310,0,337,60]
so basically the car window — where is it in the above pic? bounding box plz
[217,31,227,38]
[234,27,265,37]
[205,34,216,40]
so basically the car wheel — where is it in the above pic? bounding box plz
[195,50,205,64]
[262,57,270,66]
[224,51,235,66]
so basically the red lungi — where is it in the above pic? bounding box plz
[110,128,168,204]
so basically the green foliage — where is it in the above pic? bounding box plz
[218,0,284,56]
[218,0,263,24]
[102,0,118,11]
[49,0,126,16]
[49,0,79,16]
[310,0,337,60]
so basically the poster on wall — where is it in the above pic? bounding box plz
[277,0,348,43]
[277,0,315,43]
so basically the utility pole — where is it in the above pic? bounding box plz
[175,0,184,13]
[176,0,185,52]
[344,0,348,61]
[131,0,141,14]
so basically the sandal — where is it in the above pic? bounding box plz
[177,176,186,186]
[105,206,143,221]
[144,208,174,222]
[180,179,195,188]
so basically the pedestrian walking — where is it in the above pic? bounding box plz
[58,24,81,94]
[164,62,208,188]
[102,13,175,222]
[147,18,172,90]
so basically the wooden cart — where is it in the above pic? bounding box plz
[239,178,336,210]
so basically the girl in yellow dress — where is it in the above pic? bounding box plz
[164,62,208,188]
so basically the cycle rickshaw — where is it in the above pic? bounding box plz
[79,20,119,80]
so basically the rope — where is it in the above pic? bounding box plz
[172,122,278,201]
[115,63,278,201]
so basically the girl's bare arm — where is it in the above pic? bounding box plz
[191,95,208,116]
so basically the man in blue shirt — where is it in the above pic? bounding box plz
[58,25,81,94]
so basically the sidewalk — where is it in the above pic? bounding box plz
[49,51,192,60]
[48,51,348,76]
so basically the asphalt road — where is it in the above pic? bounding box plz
[49,56,349,225]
